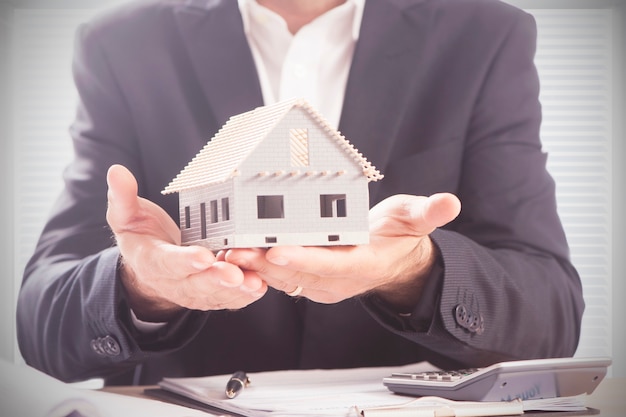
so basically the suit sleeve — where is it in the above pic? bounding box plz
[15,22,209,383]
[363,10,584,368]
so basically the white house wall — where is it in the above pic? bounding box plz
[231,107,371,246]
[179,181,235,248]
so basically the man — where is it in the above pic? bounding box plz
[17,0,584,385]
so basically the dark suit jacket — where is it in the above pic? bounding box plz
[17,0,585,385]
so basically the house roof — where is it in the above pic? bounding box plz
[162,98,383,195]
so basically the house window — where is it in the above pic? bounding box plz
[210,200,218,223]
[222,198,230,221]
[184,206,191,229]
[320,194,347,218]
[257,195,285,219]
[290,128,309,166]
[200,203,207,239]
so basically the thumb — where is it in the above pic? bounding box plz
[106,164,140,232]
[370,193,461,237]
[420,192,462,229]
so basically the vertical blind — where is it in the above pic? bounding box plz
[12,9,95,317]
[10,6,617,368]
[11,9,98,362]
[529,9,613,360]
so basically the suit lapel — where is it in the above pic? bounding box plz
[340,0,433,198]
[173,0,264,126]
[173,0,433,198]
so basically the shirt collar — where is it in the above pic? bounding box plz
[238,0,365,41]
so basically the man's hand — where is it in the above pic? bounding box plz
[106,164,267,322]
[224,193,460,312]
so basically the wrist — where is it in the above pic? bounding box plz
[374,237,438,313]
[117,256,183,322]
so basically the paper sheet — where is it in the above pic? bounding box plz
[160,363,440,416]
[159,363,589,417]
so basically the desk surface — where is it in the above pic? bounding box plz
[585,377,625,416]
[103,378,626,416]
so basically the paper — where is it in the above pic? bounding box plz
[523,394,588,412]
[158,363,589,417]
[358,396,524,417]
[357,394,588,416]
[159,363,440,416]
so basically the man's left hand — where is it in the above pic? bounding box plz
[224,193,460,311]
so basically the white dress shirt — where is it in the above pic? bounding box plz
[238,0,365,128]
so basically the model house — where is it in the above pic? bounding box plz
[162,98,383,250]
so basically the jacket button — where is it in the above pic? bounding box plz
[90,335,121,357]
[468,312,485,335]
[90,339,105,356]
[455,304,468,325]
[101,335,121,356]
[454,304,484,334]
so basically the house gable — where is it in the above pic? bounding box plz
[235,106,370,179]
[162,98,381,196]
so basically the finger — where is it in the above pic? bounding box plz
[107,163,183,244]
[369,193,461,236]
[120,233,216,278]
[181,264,266,310]
[193,260,245,287]
[187,255,266,295]
[369,194,422,225]
[106,164,140,232]
[240,270,268,296]
[226,247,302,282]
[198,265,267,302]
[226,248,312,293]
[224,248,270,273]
[264,245,362,279]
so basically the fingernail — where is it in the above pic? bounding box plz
[268,256,288,266]
[240,283,257,293]
[219,278,239,288]
[192,260,211,270]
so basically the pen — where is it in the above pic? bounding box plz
[225,370,250,399]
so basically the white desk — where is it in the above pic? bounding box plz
[585,377,625,416]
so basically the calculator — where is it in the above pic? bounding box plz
[383,357,611,402]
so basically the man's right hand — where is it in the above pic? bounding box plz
[105,164,267,322]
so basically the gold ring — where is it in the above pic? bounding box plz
[286,286,303,297]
